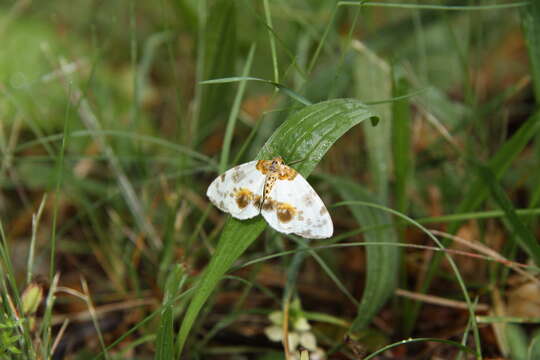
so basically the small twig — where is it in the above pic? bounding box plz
[50,319,69,356]
[51,291,156,325]
[395,288,488,311]
[282,300,292,360]
[430,229,539,285]
[81,277,109,360]
[418,106,462,152]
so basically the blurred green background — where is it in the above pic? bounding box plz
[1,0,540,359]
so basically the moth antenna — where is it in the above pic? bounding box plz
[287,156,309,166]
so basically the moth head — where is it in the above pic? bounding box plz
[270,156,285,169]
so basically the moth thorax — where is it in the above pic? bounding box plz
[265,176,277,194]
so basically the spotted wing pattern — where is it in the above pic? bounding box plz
[206,161,265,220]
[261,168,333,239]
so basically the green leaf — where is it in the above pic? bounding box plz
[507,324,528,360]
[353,43,392,203]
[323,176,399,331]
[391,69,412,214]
[176,98,379,355]
[528,330,540,360]
[196,0,237,141]
[474,163,540,266]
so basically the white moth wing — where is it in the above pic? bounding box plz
[261,172,333,239]
[206,161,265,220]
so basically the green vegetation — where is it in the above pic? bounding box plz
[1,0,539,359]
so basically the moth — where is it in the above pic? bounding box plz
[206,157,333,239]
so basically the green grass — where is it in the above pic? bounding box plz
[1,0,539,359]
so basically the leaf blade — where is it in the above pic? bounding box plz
[323,176,399,331]
[475,163,540,266]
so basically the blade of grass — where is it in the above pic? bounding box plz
[263,0,279,84]
[0,220,34,358]
[528,331,540,360]
[50,85,71,281]
[283,245,307,302]
[506,324,528,360]
[477,316,540,324]
[362,337,474,360]
[416,208,540,224]
[129,0,139,131]
[391,68,414,332]
[292,237,358,306]
[39,273,59,359]
[15,130,216,166]
[521,1,540,211]
[340,2,528,11]
[27,194,47,285]
[81,278,110,360]
[474,163,540,266]
[323,176,399,331]
[195,0,237,142]
[155,265,186,360]
[456,304,478,360]
[219,44,256,173]
[521,0,540,101]
[391,68,412,214]
[175,98,378,356]
[200,76,312,106]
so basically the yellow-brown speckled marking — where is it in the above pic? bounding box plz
[262,197,275,211]
[276,202,297,223]
[234,188,254,209]
[256,157,298,180]
[256,157,298,211]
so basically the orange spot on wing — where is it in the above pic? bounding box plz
[256,160,271,175]
[276,202,297,223]
[278,165,297,180]
[234,188,254,209]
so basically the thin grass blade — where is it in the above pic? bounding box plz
[521,1,540,102]
[219,44,256,173]
[155,265,186,360]
[521,1,540,210]
[506,324,528,360]
[196,0,237,142]
[475,163,540,266]
[391,69,412,214]
[528,331,540,360]
[323,176,399,331]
